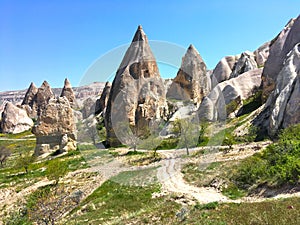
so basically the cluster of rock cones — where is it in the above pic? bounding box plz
[1,15,300,153]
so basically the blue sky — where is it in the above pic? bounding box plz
[1,0,300,91]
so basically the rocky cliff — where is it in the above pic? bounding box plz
[60,78,78,109]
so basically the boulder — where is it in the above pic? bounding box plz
[105,25,168,146]
[262,17,299,99]
[1,102,33,134]
[166,44,210,106]
[60,78,78,109]
[198,68,263,121]
[33,97,76,155]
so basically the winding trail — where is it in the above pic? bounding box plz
[157,150,229,203]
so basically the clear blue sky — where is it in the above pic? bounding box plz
[1,0,300,91]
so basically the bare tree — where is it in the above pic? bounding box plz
[0,146,11,167]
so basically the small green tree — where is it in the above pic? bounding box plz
[222,133,235,153]
[172,118,198,155]
[17,152,35,173]
[46,160,68,185]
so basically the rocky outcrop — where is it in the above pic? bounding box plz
[35,81,55,116]
[198,68,263,121]
[166,44,210,106]
[262,16,300,99]
[33,97,76,155]
[21,82,38,106]
[95,82,111,115]
[259,43,300,136]
[254,41,271,67]
[81,97,97,119]
[229,51,257,79]
[105,25,168,146]
[60,78,78,109]
[1,102,33,134]
[210,55,240,87]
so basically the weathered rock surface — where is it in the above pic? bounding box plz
[254,41,271,67]
[33,97,76,155]
[60,78,78,109]
[262,17,299,99]
[105,25,168,146]
[229,51,257,79]
[258,43,300,136]
[1,102,33,134]
[81,97,97,119]
[210,55,240,87]
[166,44,210,106]
[21,82,38,107]
[198,68,263,121]
[95,82,111,115]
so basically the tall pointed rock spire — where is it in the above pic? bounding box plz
[22,82,38,106]
[61,78,77,108]
[167,44,210,106]
[105,26,168,147]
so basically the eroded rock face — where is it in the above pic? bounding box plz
[81,97,96,119]
[262,43,300,136]
[60,78,78,109]
[198,68,263,121]
[105,25,168,146]
[229,51,257,79]
[254,41,271,67]
[21,82,38,107]
[262,17,299,99]
[167,44,210,106]
[1,102,34,134]
[211,55,239,87]
[95,82,111,115]
[33,97,76,155]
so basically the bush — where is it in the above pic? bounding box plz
[233,124,300,189]
[46,160,68,185]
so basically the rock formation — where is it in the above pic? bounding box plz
[95,81,111,115]
[21,82,38,106]
[254,41,271,67]
[105,25,168,146]
[199,68,263,121]
[166,44,210,106]
[229,51,257,79]
[33,97,76,155]
[257,43,300,136]
[262,16,300,99]
[81,97,97,119]
[60,78,78,109]
[35,81,55,116]
[1,102,33,134]
[210,55,239,87]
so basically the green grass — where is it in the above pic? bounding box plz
[0,130,34,139]
[67,169,180,225]
[184,197,300,225]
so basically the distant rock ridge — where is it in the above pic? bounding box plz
[167,44,210,106]
[105,25,168,146]
[1,102,33,134]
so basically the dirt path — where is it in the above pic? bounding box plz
[157,151,230,203]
